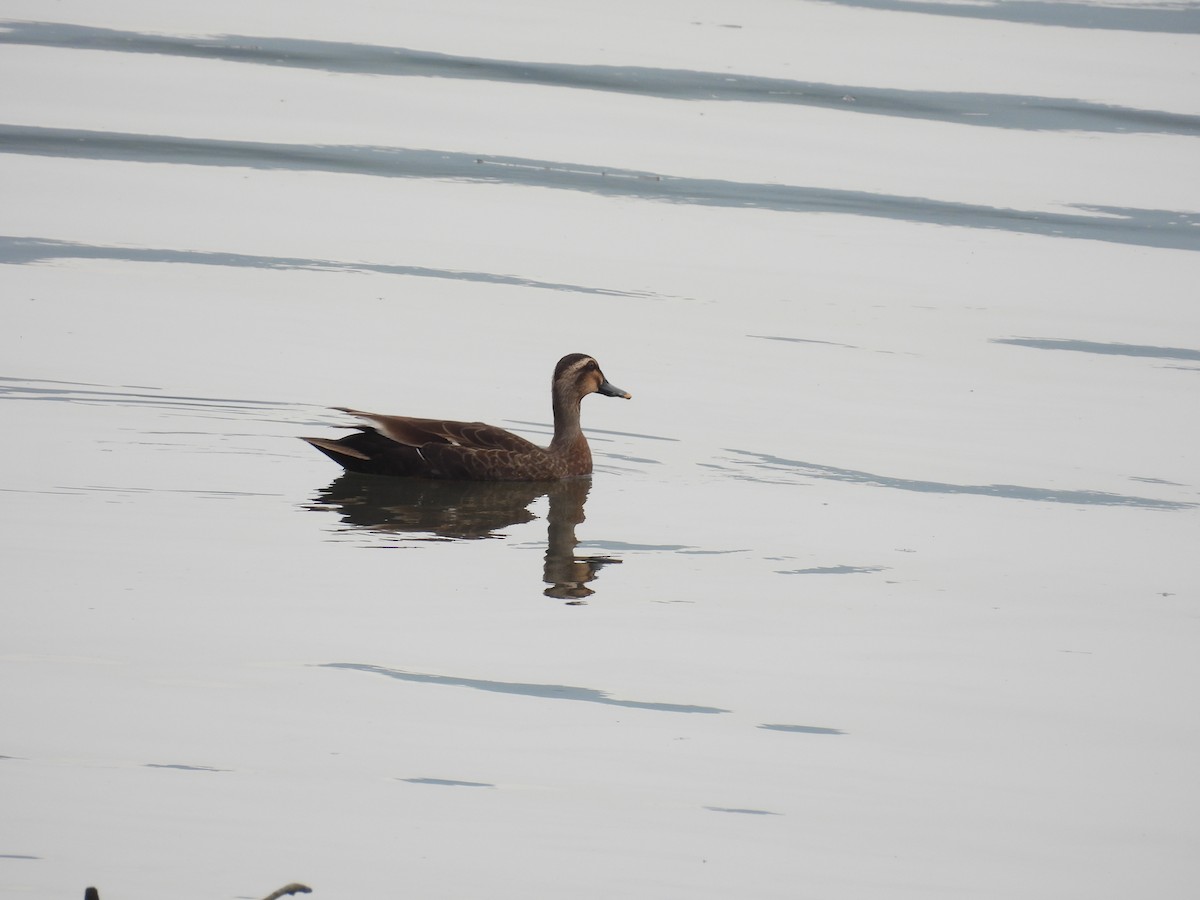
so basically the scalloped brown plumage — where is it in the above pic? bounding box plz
[302,353,630,481]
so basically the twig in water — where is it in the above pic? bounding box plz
[262,885,313,900]
[82,883,312,900]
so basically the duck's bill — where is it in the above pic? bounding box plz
[598,380,632,399]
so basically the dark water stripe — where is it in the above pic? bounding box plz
[748,334,860,349]
[0,235,657,299]
[810,0,1200,34]
[2,21,1197,135]
[400,777,495,787]
[0,377,288,409]
[758,723,846,735]
[719,450,1196,510]
[993,337,1200,361]
[322,662,730,714]
[777,565,888,575]
[144,763,229,772]
[2,124,1196,252]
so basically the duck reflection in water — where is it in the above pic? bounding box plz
[309,474,620,601]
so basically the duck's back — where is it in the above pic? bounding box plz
[304,417,592,481]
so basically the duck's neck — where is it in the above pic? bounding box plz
[550,381,584,450]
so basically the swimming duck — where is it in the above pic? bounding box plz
[302,353,630,481]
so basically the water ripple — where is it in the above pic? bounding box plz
[3,22,1196,133]
[993,337,1200,362]
[322,662,730,714]
[0,235,661,300]
[2,125,1196,252]
[811,0,1200,35]
[718,449,1196,510]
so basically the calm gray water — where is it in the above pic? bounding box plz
[2,5,1199,899]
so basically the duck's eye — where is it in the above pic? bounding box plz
[583,361,598,372]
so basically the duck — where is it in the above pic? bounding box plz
[302,353,631,481]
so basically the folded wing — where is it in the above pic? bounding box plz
[336,409,542,453]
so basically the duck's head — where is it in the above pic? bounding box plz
[555,353,631,401]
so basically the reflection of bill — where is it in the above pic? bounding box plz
[308,474,620,603]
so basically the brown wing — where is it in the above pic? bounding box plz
[415,443,567,481]
[303,429,561,480]
[335,409,542,453]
